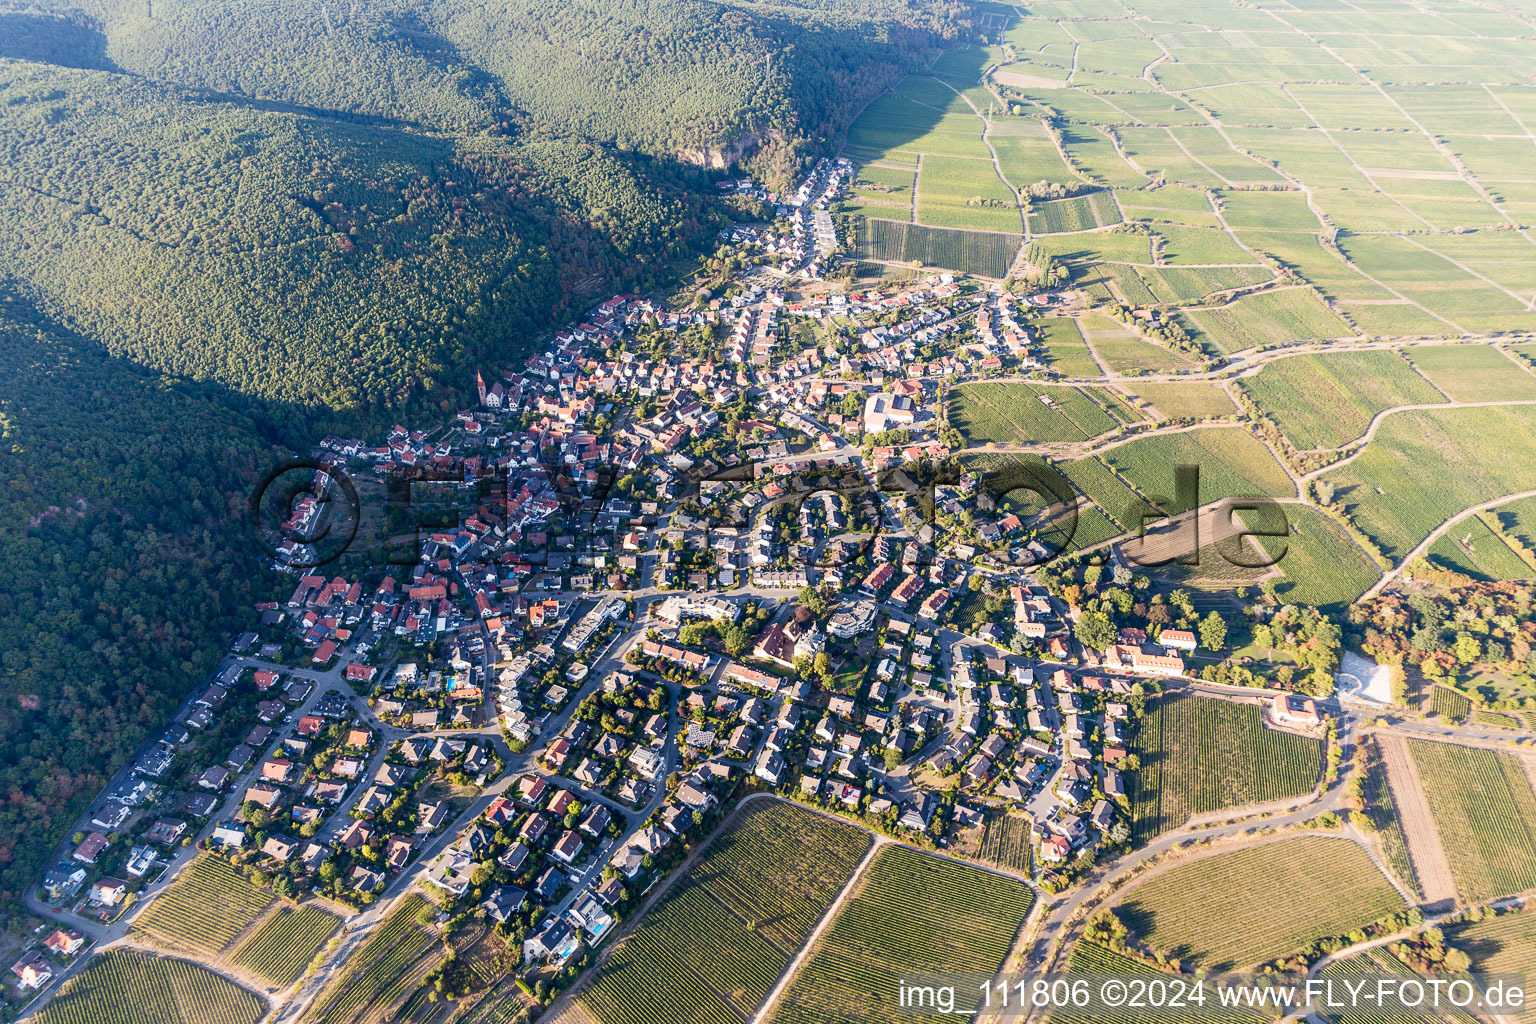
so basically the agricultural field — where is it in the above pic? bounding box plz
[1100,427,1295,506]
[1407,344,1536,402]
[858,218,1020,278]
[34,949,264,1024]
[1240,350,1444,451]
[1406,739,1536,904]
[1183,289,1351,354]
[134,856,275,956]
[1076,315,1198,375]
[578,800,871,1024]
[231,904,342,987]
[1054,942,1267,1024]
[1247,504,1381,609]
[977,813,1033,873]
[1115,837,1404,970]
[1120,382,1236,421]
[1429,686,1471,723]
[1451,909,1536,1024]
[304,894,440,1024]
[1426,514,1532,581]
[1028,190,1121,233]
[1360,737,1420,900]
[1130,693,1322,840]
[769,844,1033,1024]
[1037,316,1104,376]
[949,382,1118,444]
[1320,405,1536,562]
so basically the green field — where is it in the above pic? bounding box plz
[1116,837,1404,970]
[1249,504,1381,608]
[1121,382,1236,421]
[1429,685,1472,722]
[1028,190,1122,233]
[34,949,264,1024]
[1408,344,1536,402]
[134,856,275,956]
[304,894,439,1024]
[231,905,342,987]
[1131,693,1323,840]
[1241,350,1444,450]
[1361,737,1419,900]
[1320,405,1536,561]
[1101,427,1295,506]
[1426,515,1532,581]
[769,845,1033,1024]
[579,800,872,1024]
[1407,739,1536,904]
[858,218,1020,277]
[1038,316,1104,376]
[949,382,1118,443]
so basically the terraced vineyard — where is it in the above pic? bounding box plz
[578,800,872,1024]
[1116,837,1404,970]
[33,949,264,1024]
[304,894,440,1024]
[768,845,1033,1024]
[231,904,342,987]
[977,813,1032,873]
[134,856,275,955]
[1131,694,1323,840]
[1406,739,1536,903]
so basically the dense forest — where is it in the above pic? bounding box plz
[0,0,968,918]
[0,294,274,911]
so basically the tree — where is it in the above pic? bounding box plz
[1198,611,1227,651]
[1454,632,1481,664]
[883,747,902,772]
[812,651,832,683]
[1074,611,1116,652]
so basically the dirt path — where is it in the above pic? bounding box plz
[747,835,889,1024]
[1375,733,1458,907]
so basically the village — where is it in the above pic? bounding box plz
[14,156,1319,1015]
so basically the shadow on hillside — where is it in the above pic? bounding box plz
[0,12,117,71]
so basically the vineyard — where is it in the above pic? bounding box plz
[769,845,1033,1024]
[578,800,871,1024]
[33,949,264,1024]
[1360,738,1420,900]
[1317,945,1469,1024]
[1429,686,1471,722]
[1451,909,1536,1024]
[134,856,274,955]
[1052,941,1265,1024]
[1130,694,1323,840]
[977,814,1033,873]
[304,894,441,1024]
[1406,739,1536,903]
[1115,836,1405,970]
[858,218,1021,278]
[231,904,342,987]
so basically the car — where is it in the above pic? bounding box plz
[283,715,294,724]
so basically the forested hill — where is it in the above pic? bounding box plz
[0,294,274,909]
[15,0,966,181]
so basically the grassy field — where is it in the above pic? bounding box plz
[1116,837,1404,970]
[858,218,1020,278]
[949,382,1118,443]
[1408,344,1536,402]
[1241,350,1444,450]
[231,904,341,988]
[1320,405,1536,561]
[34,949,264,1024]
[579,800,872,1024]
[134,856,275,956]
[1131,693,1322,840]
[1077,316,1198,375]
[304,894,439,1024]
[1038,316,1104,376]
[1406,739,1536,904]
[1451,909,1536,1024]
[769,845,1032,1024]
